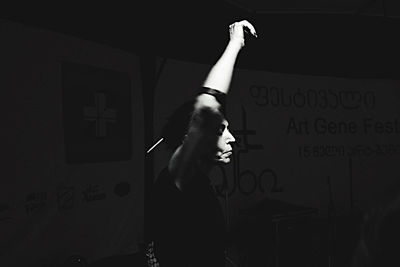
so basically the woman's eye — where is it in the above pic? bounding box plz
[218,125,225,135]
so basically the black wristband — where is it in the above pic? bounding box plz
[198,87,227,107]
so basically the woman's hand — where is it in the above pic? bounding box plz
[228,20,257,47]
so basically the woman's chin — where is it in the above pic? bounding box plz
[216,157,231,164]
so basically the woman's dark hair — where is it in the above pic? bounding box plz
[160,91,227,151]
[352,183,400,267]
[160,100,196,151]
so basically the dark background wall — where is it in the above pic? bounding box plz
[4,0,400,79]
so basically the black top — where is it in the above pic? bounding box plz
[150,167,226,267]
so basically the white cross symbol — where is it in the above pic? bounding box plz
[84,92,117,137]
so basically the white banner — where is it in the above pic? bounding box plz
[2,21,144,267]
[154,58,400,228]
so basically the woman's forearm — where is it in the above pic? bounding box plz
[202,40,242,94]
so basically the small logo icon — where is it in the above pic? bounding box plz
[57,186,75,211]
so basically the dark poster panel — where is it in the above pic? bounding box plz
[62,62,132,163]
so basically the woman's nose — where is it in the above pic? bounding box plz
[227,130,235,143]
